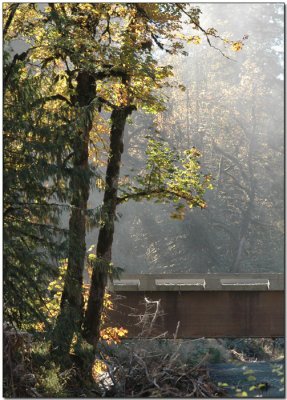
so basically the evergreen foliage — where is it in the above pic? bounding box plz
[3,51,71,329]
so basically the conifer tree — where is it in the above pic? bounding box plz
[3,5,72,328]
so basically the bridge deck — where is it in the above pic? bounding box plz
[107,274,284,338]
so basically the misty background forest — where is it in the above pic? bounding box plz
[88,3,284,275]
[3,2,284,398]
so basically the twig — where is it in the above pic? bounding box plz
[173,321,181,340]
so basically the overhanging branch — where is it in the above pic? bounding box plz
[116,188,197,205]
[176,4,235,61]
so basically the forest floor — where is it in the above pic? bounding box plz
[82,337,285,398]
[4,326,285,398]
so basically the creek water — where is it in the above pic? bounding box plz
[209,360,285,398]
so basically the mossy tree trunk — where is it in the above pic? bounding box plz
[52,72,95,354]
[83,105,135,347]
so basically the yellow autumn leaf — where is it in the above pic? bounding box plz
[92,359,108,381]
[241,392,248,397]
[188,35,202,45]
[231,41,243,52]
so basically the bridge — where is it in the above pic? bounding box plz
[107,273,284,338]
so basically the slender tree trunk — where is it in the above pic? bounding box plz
[52,72,94,354]
[84,105,135,347]
[232,102,256,273]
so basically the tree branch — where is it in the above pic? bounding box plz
[3,3,20,37]
[116,187,196,205]
[151,33,173,54]
[134,4,173,53]
[4,50,30,92]
[176,4,235,61]
[223,170,250,197]
[94,66,129,81]
[212,141,249,182]
[32,94,73,107]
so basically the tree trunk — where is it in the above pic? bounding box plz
[232,103,256,273]
[84,105,134,347]
[52,72,94,354]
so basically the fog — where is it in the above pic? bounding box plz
[85,4,284,274]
